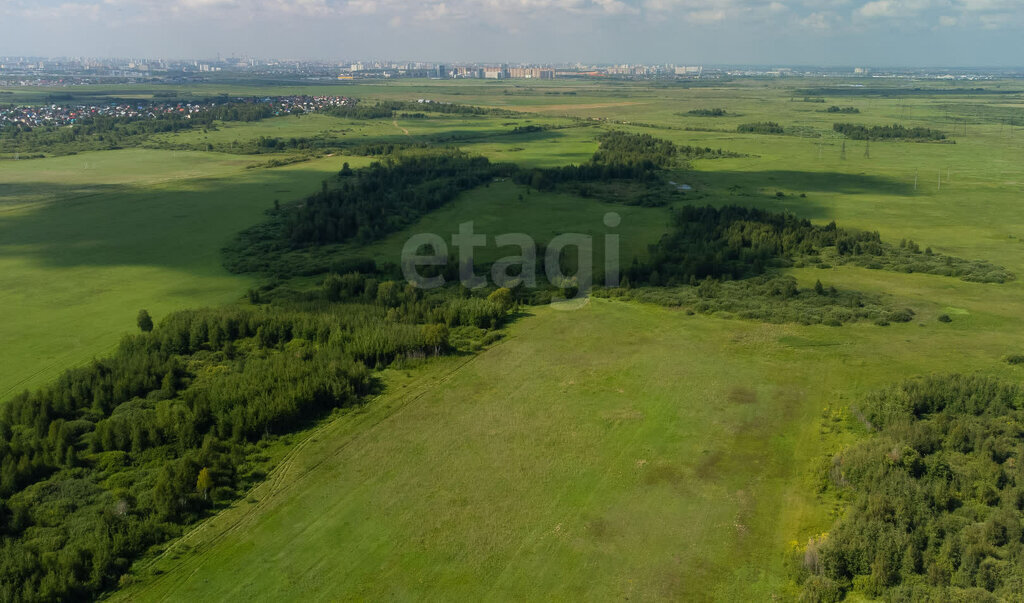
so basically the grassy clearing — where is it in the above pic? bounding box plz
[306,179,672,271]
[0,151,352,397]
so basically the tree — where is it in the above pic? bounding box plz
[137,309,153,332]
[196,467,213,500]
[814,280,825,295]
[421,323,449,356]
[487,287,514,313]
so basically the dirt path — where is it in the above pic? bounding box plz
[392,120,409,135]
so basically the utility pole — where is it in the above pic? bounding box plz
[914,169,918,192]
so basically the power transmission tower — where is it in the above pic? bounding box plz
[864,140,870,158]
[937,171,941,192]
[914,169,918,191]
[840,141,846,160]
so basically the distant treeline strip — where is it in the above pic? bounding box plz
[323,100,521,120]
[798,87,1020,97]
[833,123,947,141]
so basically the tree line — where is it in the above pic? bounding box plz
[0,281,513,602]
[833,123,947,141]
[223,149,515,274]
[626,205,1013,287]
[825,106,860,114]
[685,108,728,117]
[627,205,885,285]
[324,100,519,121]
[737,121,785,134]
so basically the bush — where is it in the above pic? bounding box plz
[800,575,843,602]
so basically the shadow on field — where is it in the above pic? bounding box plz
[685,169,915,221]
[0,166,336,273]
[0,161,913,275]
[699,169,914,196]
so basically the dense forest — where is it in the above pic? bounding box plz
[833,123,947,141]
[628,205,1013,286]
[224,149,515,274]
[795,375,1024,601]
[0,281,514,602]
[628,205,885,284]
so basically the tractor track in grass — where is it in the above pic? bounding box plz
[115,322,538,600]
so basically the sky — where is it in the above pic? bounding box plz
[1,0,1022,66]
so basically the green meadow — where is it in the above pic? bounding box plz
[4,77,1024,599]
[117,286,1024,600]
[0,150,355,397]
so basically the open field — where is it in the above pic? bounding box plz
[116,284,1024,600]
[0,151,357,397]
[4,77,1024,599]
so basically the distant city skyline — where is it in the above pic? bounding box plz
[1,0,1022,67]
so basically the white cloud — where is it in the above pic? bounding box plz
[800,10,832,27]
[4,0,1022,47]
[686,8,726,21]
[858,0,934,17]
[593,0,640,14]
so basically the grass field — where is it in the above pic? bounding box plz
[5,77,1024,599]
[302,179,671,274]
[115,285,1024,600]
[0,150,356,397]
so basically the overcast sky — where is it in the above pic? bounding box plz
[1,0,1021,66]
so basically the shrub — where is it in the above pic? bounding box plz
[800,575,843,602]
